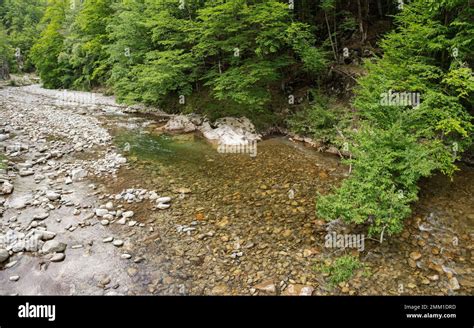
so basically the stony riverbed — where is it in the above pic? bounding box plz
[0,85,472,295]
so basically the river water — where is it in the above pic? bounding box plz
[93,113,473,295]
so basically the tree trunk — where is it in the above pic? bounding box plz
[377,0,383,17]
[333,7,339,57]
[324,11,337,62]
[357,0,367,43]
[0,59,10,80]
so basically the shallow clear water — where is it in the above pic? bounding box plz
[98,114,473,295]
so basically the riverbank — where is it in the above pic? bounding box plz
[0,85,472,295]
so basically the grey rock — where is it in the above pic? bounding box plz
[122,211,134,219]
[95,208,108,217]
[24,238,41,252]
[0,181,13,195]
[38,230,56,241]
[112,240,124,247]
[157,203,171,210]
[105,202,114,210]
[42,240,67,253]
[156,197,171,204]
[19,169,34,177]
[71,168,87,181]
[51,253,65,262]
[5,260,17,269]
[46,191,60,201]
[163,115,197,133]
[116,217,126,225]
[11,241,26,253]
[0,249,9,262]
[449,277,460,291]
[33,212,49,220]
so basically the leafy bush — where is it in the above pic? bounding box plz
[287,92,350,144]
[316,0,473,239]
[315,255,364,286]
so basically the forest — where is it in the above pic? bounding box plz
[1,0,472,241]
[0,0,473,302]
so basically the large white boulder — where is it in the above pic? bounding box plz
[199,117,261,146]
[163,115,197,133]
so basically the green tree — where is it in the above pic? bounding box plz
[105,0,326,109]
[30,0,69,88]
[0,0,46,72]
[0,22,12,79]
[194,0,326,109]
[106,0,150,101]
[106,0,200,104]
[317,0,473,239]
[63,0,114,89]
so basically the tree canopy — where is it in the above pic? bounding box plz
[1,0,472,240]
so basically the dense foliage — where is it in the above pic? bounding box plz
[0,0,46,72]
[0,22,11,78]
[30,0,327,109]
[1,0,472,240]
[316,0,473,238]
